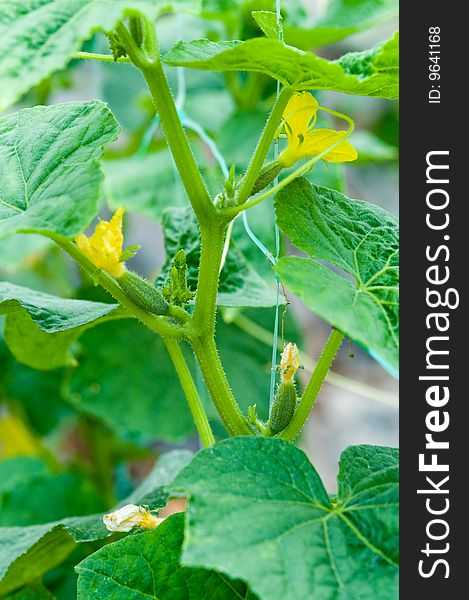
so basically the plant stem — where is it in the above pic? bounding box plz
[191,337,253,436]
[164,339,215,447]
[235,87,292,206]
[73,51,130,63]
[191,221,227,338]
[51,236,184,339]
[116,22,215,224]
[116,18,251,438]
[280,328,344,442]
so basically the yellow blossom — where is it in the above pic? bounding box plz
[280,342,301,383]
[75,207,125,278]
[279,92,357,167]
[103,504,164,532]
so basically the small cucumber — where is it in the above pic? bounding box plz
[119,271,169,316]
[250,160,283,195]
[268,381,297,435]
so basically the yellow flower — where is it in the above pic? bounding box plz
[280,342,301,383]
[279,92,358,168]
[103,504,164,532]
[75,207,125,278]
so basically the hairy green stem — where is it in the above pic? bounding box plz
[116,21,214,224]
[51,236,184,339]
[235,86,292,206]
[192,337,253,436]
[164,339,215,447]
[191,221,227,338]
[116,18,251,439]
[280,329,344,442]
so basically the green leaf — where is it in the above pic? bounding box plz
[76,512,257,599]
[251,10,281,40]
[0,449,191,595]
[66,319,195,442]
[0,457,106,527]
[164,32,399,99]
[0,282,121,370]
[284,0,399,49]
[171,438,399,600]
[157,207,277,307]
[0,102,119,239]
[0,0,198,111]
[275,179,398,374]
[104,152,186,221]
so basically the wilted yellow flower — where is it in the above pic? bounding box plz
[75,207,125,278]
[103,504,164,532]
[280,342,301,383]
[279,92,357,167]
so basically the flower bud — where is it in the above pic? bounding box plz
[107,31,127,61]
[103,504,163,532]
[119,271,169,315]
[129,15,144,47]
[280,342,301,383]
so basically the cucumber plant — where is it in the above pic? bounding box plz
[0,1,399,598]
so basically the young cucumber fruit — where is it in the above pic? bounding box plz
[268,381,297,435]
[119,271,169,316]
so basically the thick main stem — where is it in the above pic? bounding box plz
[188,219,252,436]
[191,220,227,338]
[164,339,215,447]
[280,328,344,442]
[192,337,253,436]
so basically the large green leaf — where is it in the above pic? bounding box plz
[0,450,191,595]
[284,0,399,49]
[0,102,119,238]
[164,32,399,99]
[0,0,197,111]
[0,282,122,369]
[171,438,399,600]
[66,319,195,442]
[275,179,398,374]
[76,512,257,599]
[157,207,277,307]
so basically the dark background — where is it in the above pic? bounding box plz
[400,2,465,594]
